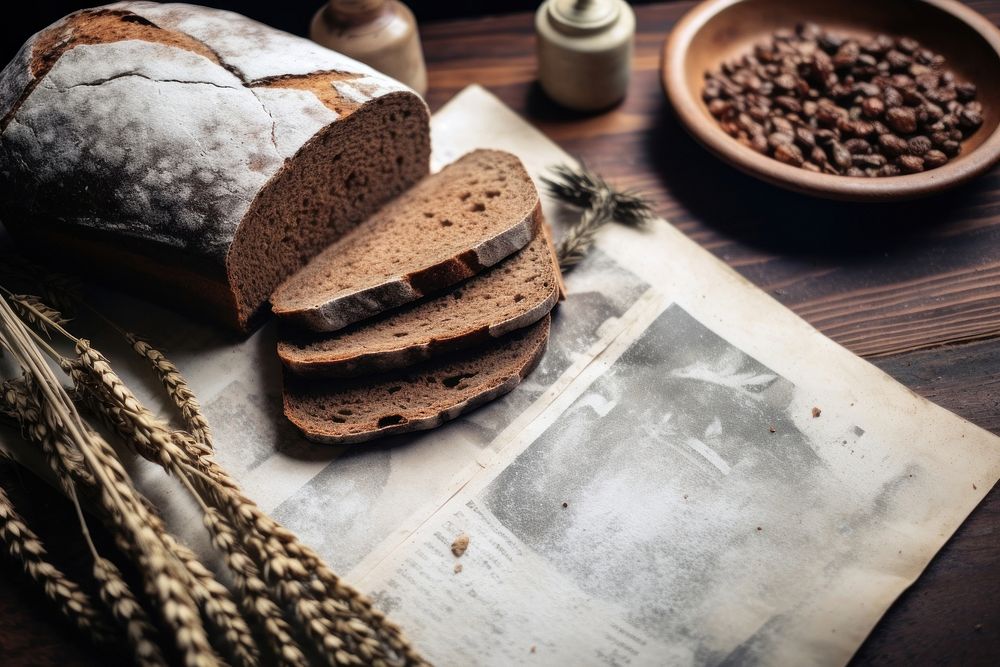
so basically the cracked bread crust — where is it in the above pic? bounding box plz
[0,3,430,332]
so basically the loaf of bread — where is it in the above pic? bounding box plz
[0,3,430,332]
[284,315,551,445]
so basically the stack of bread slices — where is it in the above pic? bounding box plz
[271,149,565,445]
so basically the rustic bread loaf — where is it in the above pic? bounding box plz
[277,225,561,377]
[283,315,550,445]
[0,3,430,332]
[270,149,540,332]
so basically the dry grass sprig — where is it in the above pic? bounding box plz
[0,479,116,641]
[126,334,212,449]
[542,163,655,271]
[554,195,617,270]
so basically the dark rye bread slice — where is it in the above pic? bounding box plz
[271,149,540,332]
[284,315,550,445]
[277,227,562,377]
[0,4,429,333]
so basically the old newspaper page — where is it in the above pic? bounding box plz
[2,85,999,666]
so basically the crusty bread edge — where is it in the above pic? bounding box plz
[540,220,568,301]
[279,285,557,377]
[273,200,543,332]
[284,315,550,445]
[277,219,560,377]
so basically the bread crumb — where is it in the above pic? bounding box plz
[451,533,470,557]
[768,425,776,433]
[454,563,463,574]
[974,623,983,631]
[811,406,821,418]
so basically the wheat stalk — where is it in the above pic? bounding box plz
[7,293,71,337]
[70,339,423,664]
[0,296,217,667]
[0,284,425,665]
[92,556,167,666]
[1,375,94,488]
[126,334,212,450]
[0,473,116,641]
[202,509,309,667]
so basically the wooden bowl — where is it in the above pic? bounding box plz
[662,0,1000,201]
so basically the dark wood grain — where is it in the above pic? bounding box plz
[3,2,1000,664]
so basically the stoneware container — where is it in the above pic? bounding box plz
[537,0,636,111]
[662,0,1000,201]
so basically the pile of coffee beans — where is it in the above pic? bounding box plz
[703,23,984,177]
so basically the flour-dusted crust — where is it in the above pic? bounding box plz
[283,315,551,445]
[0,3,430,332]
[5,40,274,257]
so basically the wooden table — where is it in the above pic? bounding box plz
[3,2,999,664]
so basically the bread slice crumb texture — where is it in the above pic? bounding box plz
[277,229,560,377]
[284,315,550,444]
[270,149,540,331]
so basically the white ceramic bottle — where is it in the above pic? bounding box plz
[310,0,428,96]
[536,0,636,111]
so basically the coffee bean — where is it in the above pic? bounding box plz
[886,107,918,133]
[774,142,805,166]
[829,142,853,169]
[956,81,977,102]
[882,87,904,108]
[768,132,794,148]
[897,154,925,173]
[775,96,802,113]
[930,131,951,147]
[833,41,860,68]
[923,150,949,168]
[959,109,984,131]
[878,134,909,157]
[844,138,872,154]
[897,37,920,54]
[907,135,932,156]
[862,97,885,118]
[795,126,816,148]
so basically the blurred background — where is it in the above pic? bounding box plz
[1,1,660,64]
